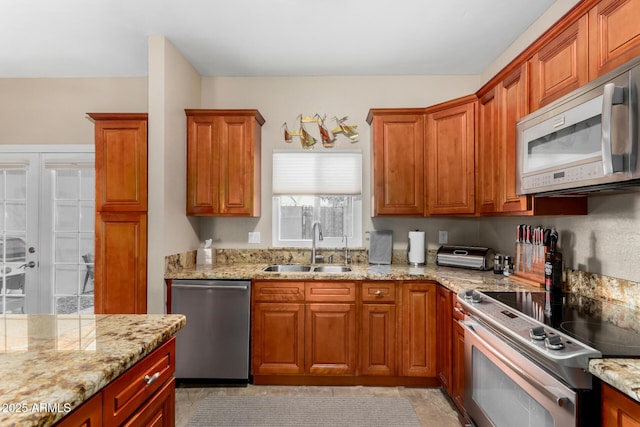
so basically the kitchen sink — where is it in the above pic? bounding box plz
[262,264,312,272]
[262,264,353,273]
[312,265,352,273]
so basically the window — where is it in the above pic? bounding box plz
[272,151,362,248]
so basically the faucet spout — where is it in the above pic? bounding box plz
[311,221,323,264]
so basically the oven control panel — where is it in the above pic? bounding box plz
[458,290,601,362]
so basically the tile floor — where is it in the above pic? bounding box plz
[175,384,462,427]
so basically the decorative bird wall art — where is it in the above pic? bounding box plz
[282,114,358,149]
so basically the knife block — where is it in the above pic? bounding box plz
[511,242,546,287]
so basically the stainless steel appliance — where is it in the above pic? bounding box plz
[516,57,640,195]
[436,245,494,270]
[171,279,251,382]
[457,289,640,426]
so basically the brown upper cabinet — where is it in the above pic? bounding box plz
[367,109,426,216]
[529,14,589,110]
[185,109,264,216]
[477,66,588,216]
[367,99,476,217]
[476,86,501,214]
[588,0,640,79]
[91,113,148,212]
[426,97,476,216]
[89,113,148,314]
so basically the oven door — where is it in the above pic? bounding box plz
[462,315,577,427]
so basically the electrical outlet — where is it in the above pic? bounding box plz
[248,232,261,244]
[438,230,448,244]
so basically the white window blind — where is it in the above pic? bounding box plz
[272,150,362,195]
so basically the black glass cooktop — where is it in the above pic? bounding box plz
[482,290,640,358]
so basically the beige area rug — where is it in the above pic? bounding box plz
[186,395,422,427]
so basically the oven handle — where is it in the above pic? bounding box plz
[462,319,571,408]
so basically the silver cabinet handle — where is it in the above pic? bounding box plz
[143,372,160,386]
[375,290,383,296]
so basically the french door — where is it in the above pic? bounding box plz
[0,146,94,314]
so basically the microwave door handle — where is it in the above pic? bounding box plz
[601,82,624,176]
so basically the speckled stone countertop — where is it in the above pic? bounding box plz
[0,314,186,427]
[167,260,640,403]
[165,262,540,294]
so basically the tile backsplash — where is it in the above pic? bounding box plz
[165,248,640,310]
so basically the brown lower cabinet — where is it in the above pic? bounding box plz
[451,307,466,413]
[437,287,465,414]
[55,338,176,427]
[251,280,438,386]
[602,382,640,427]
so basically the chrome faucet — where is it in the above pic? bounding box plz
[311,221,323,264]
[343,235,350,266]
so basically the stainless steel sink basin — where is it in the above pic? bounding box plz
[312,265,352,273]
[262,264,312,272]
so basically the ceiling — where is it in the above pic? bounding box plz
[1,0,558,78]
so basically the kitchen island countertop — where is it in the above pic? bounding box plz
[0,313,185,427]
[168,262,640,403]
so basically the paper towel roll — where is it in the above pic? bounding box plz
[408,231,426,265]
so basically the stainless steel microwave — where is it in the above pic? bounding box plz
[516,58,640,195]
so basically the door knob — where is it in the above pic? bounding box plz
[18,261,36,269]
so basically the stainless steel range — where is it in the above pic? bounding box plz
[456,288,640,427]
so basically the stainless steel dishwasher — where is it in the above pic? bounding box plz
[171,279,251,383]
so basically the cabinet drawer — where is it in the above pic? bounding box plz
[253,281,305,302]
[305,282,356,302]
[103,338,175,427]
[362,282,396,303]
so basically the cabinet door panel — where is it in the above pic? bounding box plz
[589,0,640,79]
[186,115,218,214]
[361,304,396,376]
[218,116,255,215]
[306,303,357,375]
[602,382,640,427]
[426,102,476,215]
[452,319,465,413]
[500,65,531,213]
[529,15,588,110]
[252,303,305,375]
[56,392,102,427]
[92,114,147,212]
[369,111,425,216]
[121,378,175,427]
[95,212,147,314]
[436,286,452,394]
[401,283,437,377]
[477,88,500,214]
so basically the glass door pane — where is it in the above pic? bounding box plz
[45,158,95,314]
[0,156,38,314]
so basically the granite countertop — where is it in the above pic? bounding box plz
[0,313,186,427]
[168,262,640,403]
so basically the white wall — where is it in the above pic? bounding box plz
[0,78,147,144]
[147,36,202,313]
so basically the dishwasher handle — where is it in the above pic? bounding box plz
[172,283,249,291]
